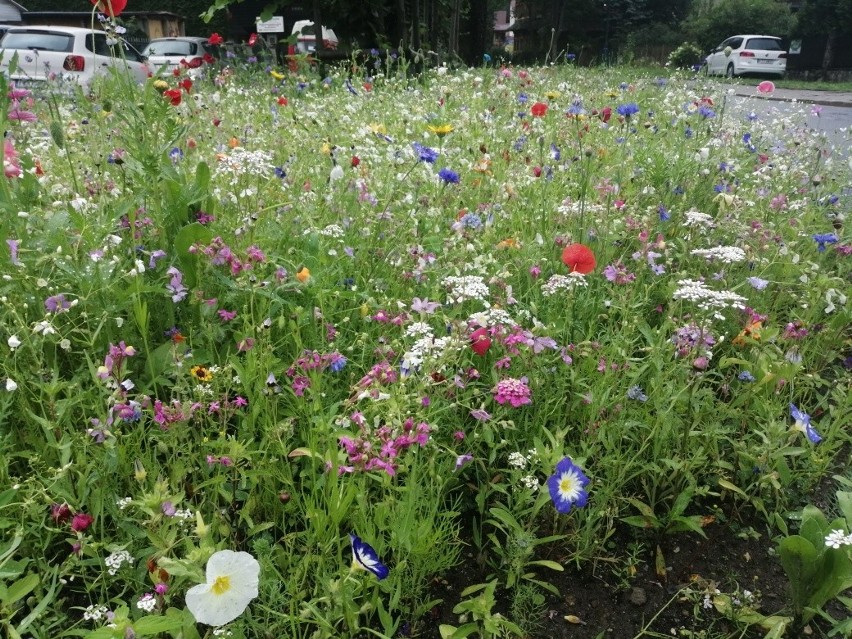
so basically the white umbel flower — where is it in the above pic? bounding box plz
[186,550,260,626]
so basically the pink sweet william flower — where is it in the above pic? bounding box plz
[493,377,532,407]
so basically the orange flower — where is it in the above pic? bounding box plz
[561,243,596,274]
[733,320,762,346]
[296,267,311,283]
[496,238,519,249]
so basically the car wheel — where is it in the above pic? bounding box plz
[725,63,735,79]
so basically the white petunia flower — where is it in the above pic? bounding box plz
[186,550,260,627]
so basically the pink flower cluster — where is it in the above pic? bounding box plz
[493,377,532,407]
[337,414,431,476]
[192,237,266,276]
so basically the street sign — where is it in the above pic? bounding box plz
[256,16,284,33]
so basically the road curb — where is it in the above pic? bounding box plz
[729,89,852,108]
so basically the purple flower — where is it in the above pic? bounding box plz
[166,267,188,303]
[470,408,492,421]
[493,377,532,407]
[438,167,460,184]
[6,239,19,265]
[453,454,473,471]
[616,102,639,118]
[812,233,838,252]
[412,142,439,164]
[747,277,769,290]
[44,294,71,314]
[411,297,441,314]
[349,533,389,579]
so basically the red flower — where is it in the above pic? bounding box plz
[71,513,94,532]
[277,96,288,106]
[91,0,127,17]
[561,243,596,274]
[50,503,72,524]
[207,33,224,46]
[599,106,612,123]
[247,33,258,47]
[202,52,215,64]
[351,155,361,168]
[470,327,492,356]
[179,78,193,93]
[530,102,548,117]
[163,89,182,106]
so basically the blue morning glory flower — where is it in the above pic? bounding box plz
[790,404,822,444]
[412,142,439,164]
[547,457,589,514]
[349,533,389,579]
[812,233,838,252]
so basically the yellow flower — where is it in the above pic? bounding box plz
[369,123,387,135]
[427,123,454,137]
[186,550,260,626]
[269,70,285,80]
[190,365,213,382]
[152,79,169,93]
[545,90,560,100]
[296,267,311,283]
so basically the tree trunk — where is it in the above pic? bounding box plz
[412,0,421,51]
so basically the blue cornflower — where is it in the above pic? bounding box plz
[626,385,648,402]
[658,204,670,222]
[438,167,460,184]
[685,126,693,139]
[547,457,589,514]
[790,404,822,444]
[616,102,639,118]
[349,534,389,579]
[169,147,183,162]
[483,53,492,63]
[517,92,528,104]
[746,111,758,121]
[459,212,482,228]
[513,135,527,151]
[412,142,439,164]
[567,53,576,61]
[567,101,585,116]
[698,106,715,119]
[328,354,347,372]
[738,371,755,382]
[550,144,561,161]
[812,233,838,252]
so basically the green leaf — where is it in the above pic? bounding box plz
[4,573,38,606]
[836,491,852,525]
[777,535,818,614]
[527,559,564,571]
[133,614,185,635]
[439,623,479,639]
[718,478,747,498]
[173,222,212,289]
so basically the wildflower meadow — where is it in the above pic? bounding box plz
[0,23,850,639]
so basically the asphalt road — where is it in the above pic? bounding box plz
[722,87,852,154]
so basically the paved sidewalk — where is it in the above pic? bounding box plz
[730,86,852,108]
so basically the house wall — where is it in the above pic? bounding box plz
[0,2,23,22]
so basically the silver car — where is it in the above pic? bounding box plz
[0,25,149,89]
[141,37,218,78]
[704,35,787,78]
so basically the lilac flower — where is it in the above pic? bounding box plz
[166,267,188,302]
[44,294,71,314]
[747,277,769,290]
[790,404,822,444]
[547,457,589,514]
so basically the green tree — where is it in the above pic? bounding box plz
[682,0,794,52]
[796,0,852,72]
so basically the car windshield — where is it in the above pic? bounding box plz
[745,38,781,51]
[0,31,73,52]
[143,40,197,57]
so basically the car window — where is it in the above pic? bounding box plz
[145,40,195,56]
[728,38,744,49]
[85,33,144,62]
[745,38,781,51]
[1,31,74,52]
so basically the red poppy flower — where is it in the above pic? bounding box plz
[561,243,596,274]
[179,78,192,92]
[202,52,215,64]
[530,102,548,117]
[470,327,491,356]
[277,96,288,106]
[207,33,224,46]
[163,89,182,106]
[351,155,361,168]
[91,0,126,17]
[247,33,258,47]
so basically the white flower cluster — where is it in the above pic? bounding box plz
[136,593,157,613]
[115,497,132,510]
[213,149,275,181]
[672,279,747,320]
[105,550,133,576]
[442,275,490,305]
[404,322,434,338]
[541,272,588,297]
[825,529,852,549]
[468,308,514,328]
[213,629,234,637]
[401,333,461,374]
[319,224,345,238]
[508,448,539,469]
[690,246,747,263]
[556,200,607,217]
[520,474,540,491]
[683,209,717,229]
[83,604,110,622]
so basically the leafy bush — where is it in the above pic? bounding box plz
[667,42,705,69]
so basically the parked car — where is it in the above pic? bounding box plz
[704,35,787,78]
[290,20,338,54]
[141,37,219,77]
[0,25,149,90]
